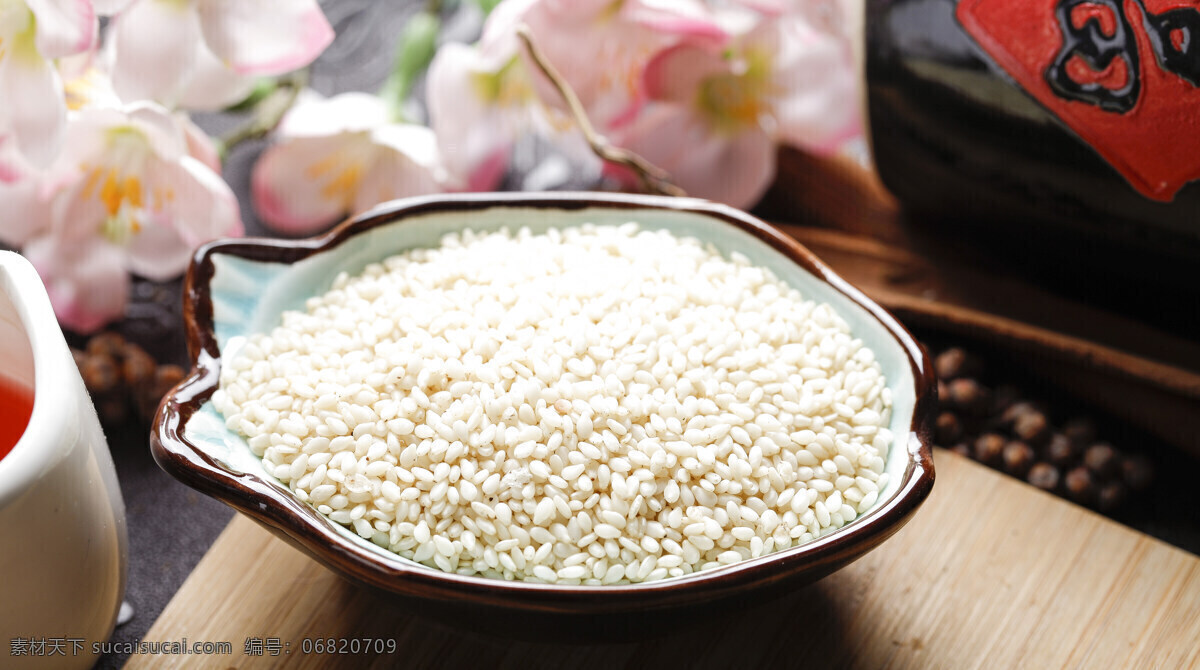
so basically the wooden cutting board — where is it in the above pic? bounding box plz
[129,450,1200,669]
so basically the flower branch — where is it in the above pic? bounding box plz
[514,25,686,198]
[215,69,311,159]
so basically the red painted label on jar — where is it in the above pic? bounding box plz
[956,0,1200,201]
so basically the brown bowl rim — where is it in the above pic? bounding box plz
[152,191,936,614]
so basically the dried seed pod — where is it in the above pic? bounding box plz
[86,331,127,361]
[945,378,991,416]
[934,411,963,445]
[1013,410,1050,445]
[973,433,1006,467]
[1027,462,1059,491]
[937,380,949,407]
[1121,455,1154,492]
[1064,467,1096,505]
[80,354,121,394]
[1096,482,1126,512]
[1044,433,1078,468]
[1062,417,1098,449]
[934,347,981,381]
[1083,443,1121,480]
[121,342,157,389]
[1000,401,1040,430]
[1002,441,1035,479]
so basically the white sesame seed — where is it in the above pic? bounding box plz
[217,224,893,584]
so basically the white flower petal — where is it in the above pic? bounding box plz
[23,233,129,333]
[279,92,391,138]
[427,43,518,189]
[615,104,775,208]
[177,112,221,173]
[768,18,861,153]
[251,134,367,235]
[354,125,443,212]
[151,155,242,248]
[25,0,96,59]
[124,101,189,160]
[109,0,201,108]
[0,167,50,247]
[196,0,332,75]
[0,48,66,168]
[92,0,137,16]
[173,42,259,112]
[122,212,195,280]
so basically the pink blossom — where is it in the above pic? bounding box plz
[0,0,98,167]
[21,102,242,332]
[515,0,725,128]
[106,0,334,111]
[426,0,725,191]
[252,91,445,235]
[0,147,48,246]
[610,5,861,208]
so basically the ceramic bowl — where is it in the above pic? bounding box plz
[152,192,935,635]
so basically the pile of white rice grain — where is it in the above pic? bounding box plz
[213,223,893,584]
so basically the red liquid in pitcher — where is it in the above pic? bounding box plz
[0,377,34,462]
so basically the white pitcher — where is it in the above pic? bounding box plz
[0,251,127,668]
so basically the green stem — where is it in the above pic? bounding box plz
[216,69,310,160]
[379,0,444,121]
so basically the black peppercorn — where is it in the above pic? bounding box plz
[1044,433,1078,468]
[934,347,981,381]
[1064,467,1096,505]
[1027,462,1059,491]
[1083,443,1122,480]
[1013,410,1050,445]
[1002,441,1035,479]
[1000,401,1039,430]
[945,378,991,416]
[1121,455,1154,492]
[1096,482,1126,512]
[934,411,963,445]
[973,433,1006,467]
[1062,417,1098,449]
[916,342,1154,515]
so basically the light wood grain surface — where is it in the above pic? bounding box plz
[128,450,1200,669]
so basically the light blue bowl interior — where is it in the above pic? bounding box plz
[186,204,918,573]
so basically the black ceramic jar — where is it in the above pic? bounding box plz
[865,0,1200,324]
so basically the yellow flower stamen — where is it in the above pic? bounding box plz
[696,49,776,133]
[90,164,150,244]
[319,163,363,202]
[306,147,367,206]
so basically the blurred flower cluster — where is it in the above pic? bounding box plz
[0,0,333,331]
[1,0,861,332]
